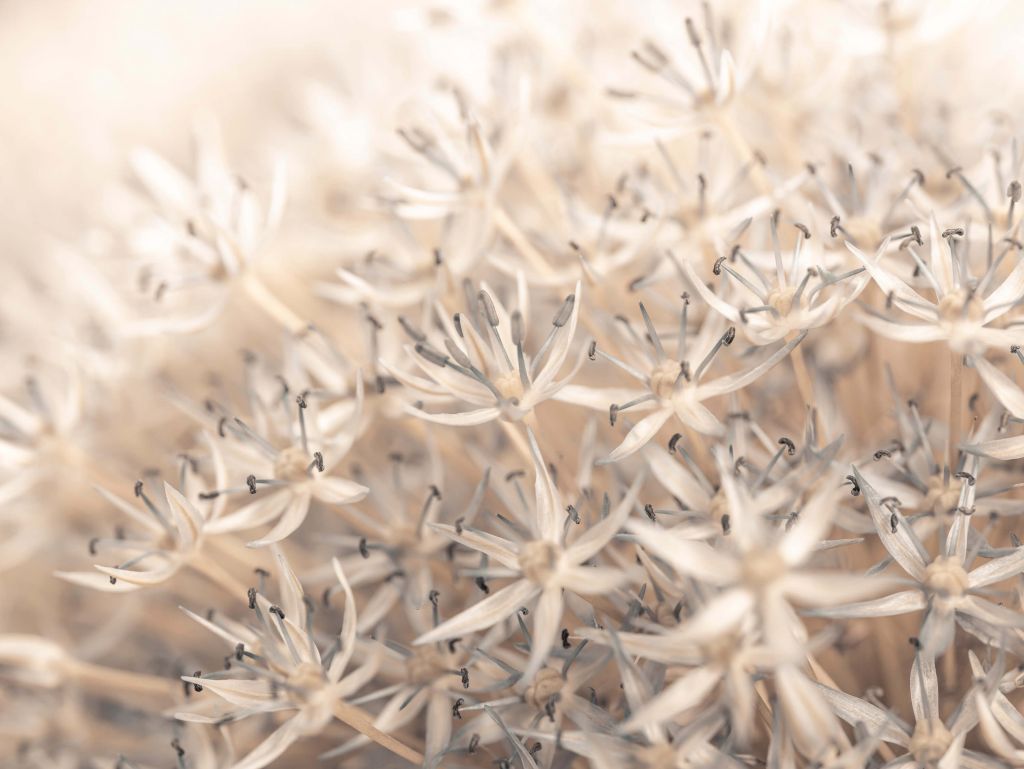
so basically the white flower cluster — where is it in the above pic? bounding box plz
[6,2,1024,768]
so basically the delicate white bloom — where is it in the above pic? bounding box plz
[414,430,641,681]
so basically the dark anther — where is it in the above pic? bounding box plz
[467,734,479,753]
[561,628,571,649]
[644,503,656,521]
[312,451,324,472]
[844,475,861,496]
[171,738,185,758]
[88,538,99,555]
[109,576,117,585]
[778,437,796,456]
[609,404,619,426]
[475,576,489,595]
[908,636,921,650]
[668,433,682,453]
[429,590,440,607]
[968,393,979,412]
[459,667,470,688]
[505,470,526,482]
[358,538,370,558]
[954,471,976,486]
[793,222,811,239]
[890,512,899,534]
[519,606,530,616]
[247,587,257,610]
[454,517,464,534]
[246,475,257,494]
[829,216,841,238]
[874,449,892,460]
[322,587,332,606]
[566,504,580,524]
[217,417,228,437]
[713,256,727,275]
[452,698,464,719]
[269,605,285,619]
[723,327,736,345]
[587,340,597,361]
[447,637,460,653]
[721,514,731,535]
[133,480,144,498]
[235,643,245,661]
[941,227,964,239]
[192,672,203,692]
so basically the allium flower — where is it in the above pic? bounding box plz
[627,458,892,662]
[561,300,805,461]
[414,431,641,680]
[195,379,369,547]
[177,555,422,768]
[677,215,881,345]
[386,280,582,426]
[816,651,985,768]
[852,217,1024,354]
[811,468,1024,657]
[117,121,297,335]
[56,459,246,594]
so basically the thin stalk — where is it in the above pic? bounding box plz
[331,699,424,766]
[947,351,964,478]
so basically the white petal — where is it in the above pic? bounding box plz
[963,433,1024,461]
[621,665,721,731]
[415,579,539,645]
[973,356,1024,419]
[228,713,305,769]
[247,490,313,547]
[851,468,928,580]
[604,408,673,463]
[405,405,502,426]
[814,683,909,746]
[521,587,564,681]
[312,477,370,504]
[808,590,926,619]
[626,519,739,585]
[566,470,644,564]
[968,547,1024,588]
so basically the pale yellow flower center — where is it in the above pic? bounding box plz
[518,540,560,584]
[924,556,969,600]
[649,359,682,399]
[275,445,311,482]
[525,667,564,710]
[405,645,456,685]
[909,718,952,765]
[494,371,525,402]
[741,549,788,588]
[922,478,959,518]
[937,290,984,324]
[768,286,798,317]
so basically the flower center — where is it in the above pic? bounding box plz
[275,445,312,483]
[922,478,959,518]
[518,540,560,584]
[637,743,677,769]
[767,286,798,317]
[286,661,326,695]
[525,667,564,710]
[494,371,525,402]
[741,549,787,588]
[924,556,969,600]
[909,718,952,765]
[649,359,683,399]
[937,290,984,324]
[405,645,454,685]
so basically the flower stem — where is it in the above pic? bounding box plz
[242,273,308,335]
[493,207,555,277]
[332,699,424,766]
[947,351,964,477]
[67,659,177,698]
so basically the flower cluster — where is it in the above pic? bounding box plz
[6,2,1024,769]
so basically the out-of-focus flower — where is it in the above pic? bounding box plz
[414,431,641,680]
